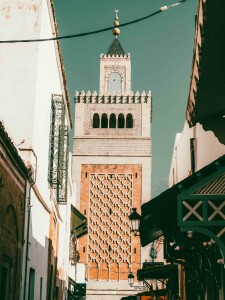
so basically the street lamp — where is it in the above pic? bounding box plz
[128,208,141,236]
[127,271,149,291]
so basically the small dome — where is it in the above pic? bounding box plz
[112,28,120,36]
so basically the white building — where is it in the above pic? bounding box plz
[0,1,85,299]
[169,122,225,187]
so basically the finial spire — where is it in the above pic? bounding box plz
[112,9,120,38]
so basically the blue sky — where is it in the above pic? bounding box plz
[54,0,198,197]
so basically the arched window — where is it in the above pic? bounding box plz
[93,113,100,128]
[109,113,116,128]
[118,114,125,128]
[108,72,122,94]
[101,113,108,128]
[126,113,133,128]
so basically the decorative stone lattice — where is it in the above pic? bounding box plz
[88,173,132,275]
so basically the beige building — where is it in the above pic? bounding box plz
[72,18,152,300]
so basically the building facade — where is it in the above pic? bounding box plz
[0,122,28,300]
[0,1,85,299]
[72,18,152,300]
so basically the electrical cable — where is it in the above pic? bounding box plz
[0,0,191,44]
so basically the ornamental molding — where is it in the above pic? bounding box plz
[100,53,131,59]
[104,66,126,79]
[73,138,151,156]
[75,91,151,104]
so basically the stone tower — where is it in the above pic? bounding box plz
[72,14,152,300]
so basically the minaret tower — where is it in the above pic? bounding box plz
[72,12,152,300]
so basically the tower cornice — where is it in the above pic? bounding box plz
[100,53,131,59]
[75,91,151,104]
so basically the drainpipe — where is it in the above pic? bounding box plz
[19,148,37,300]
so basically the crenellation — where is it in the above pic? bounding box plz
[100,53,131,59]
[75,91,151,104]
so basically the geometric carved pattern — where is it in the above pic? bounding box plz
[88,173,132,265]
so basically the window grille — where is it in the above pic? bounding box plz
[48,94,69,204]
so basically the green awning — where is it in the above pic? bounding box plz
[71,205,87,239]
[137,264,178,280]
[140,154,225,247]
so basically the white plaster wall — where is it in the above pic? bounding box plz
[195,123,225,170]
[169,133,181,187]
[0,1,72,299]
[0,0,42,146]
[168,123,193,186]
[27,190,50,300]
[169,122,225,186]
[58,202,70,285]
[69,263,86,283]
[57,157,74,293]
[0,0,70,202]
[32,0,69,205]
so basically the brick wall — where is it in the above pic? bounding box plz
[0,143,26,300]
[79,164,141,282]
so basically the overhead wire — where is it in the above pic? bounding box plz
[0,0,191,44]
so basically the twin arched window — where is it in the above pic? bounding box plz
[92,113,133,129]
